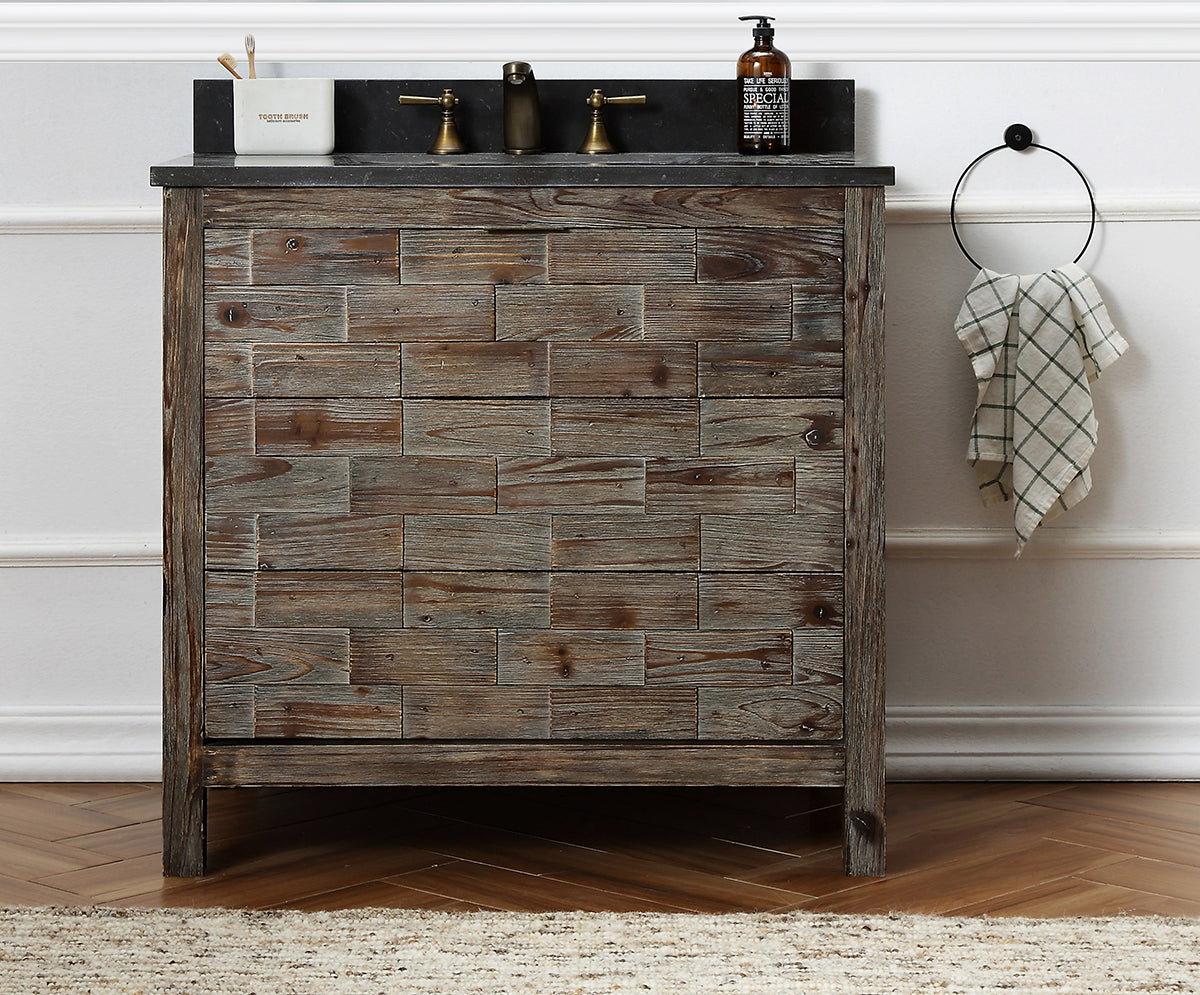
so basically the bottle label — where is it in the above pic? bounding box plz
[741,76,791,143]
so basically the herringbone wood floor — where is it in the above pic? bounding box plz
[2,782,1199,915]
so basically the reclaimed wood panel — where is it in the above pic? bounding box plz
[796,451,846,515]
[700,513,844,572]
[255,400,403,456]
[203,685,254,738]
[402,342,549,397]
[551,572,697,630]
[700,399,843,457]
[495,285,643,341]
[255,571,405,627]
[251,230,399,284]
[643,285,792,342]
[204,343,252,396]
[350,456,496,515]
[403,571,550,628]
[794,631,846,688]
[204,571,254,628]
[551,515,698,571]
[551,399,698,457]
[205,627,350,683]
[550,690,698,739]
[697,228,842,285]
[403,514,551,571]
[793,286,846,344]
[256,512,404,570]
[202,187,846,230]
[645,458,795,514]
[644,631,793,686]
[402,231,547,285]
[204,398,254,455]
[497,457,644,514]
[497,630,644,686]
[403,400,550,456]
[699,573,843,630]
[548,230,696,284]
[204,513,256,570]
[698,342,842,398]
[202,230,250,285]
[403,688,550,739]
[698,687,843,740]
[550,344,697,398]
[255,685,404,738]
[251,344,401,397]
[205,456,350,513]
[204,287,347,343]
[348,286,495,341]
[350,629,497,685]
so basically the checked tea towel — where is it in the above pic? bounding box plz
[955,263,1128,554]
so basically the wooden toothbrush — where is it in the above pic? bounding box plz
[245,34,256,79]
[217,53,241,79]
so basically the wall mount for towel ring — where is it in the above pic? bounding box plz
[950,123,1097,271]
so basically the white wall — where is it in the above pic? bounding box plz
[2,2,1198,779]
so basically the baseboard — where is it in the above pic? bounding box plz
[1,704,1196,782]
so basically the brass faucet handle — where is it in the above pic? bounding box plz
[397,88,467,155]
[578,90,647,155]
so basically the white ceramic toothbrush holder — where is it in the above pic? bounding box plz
[233,78,335,155]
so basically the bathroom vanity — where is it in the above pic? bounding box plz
[152,151,893,877]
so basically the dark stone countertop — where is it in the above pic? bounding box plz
[150,152,895,189]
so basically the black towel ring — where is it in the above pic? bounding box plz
[950,123,1097,270]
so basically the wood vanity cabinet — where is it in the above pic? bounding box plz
[160,172,886,877]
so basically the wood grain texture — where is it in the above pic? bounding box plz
[700,399,842,457]
[550,344,697,399]
[644,631,793,686]
[204,571,254,628]
[697,228,842,285]
[162,186,207,875]
[256,512,404,570]
[203,685,254,738]
[402,342,549,397]
[550,572,697,630]
[402,231,547,285]
[698,342,842,398]
[699,513,844,573]
[350,629,498,685]
[255,400,404,456]
[551,399,697,458]
[403,400,550,456]
[203,398,254,455]
[550,689,698,739]
[350,456,496,515]
[205,287,347,343]
[403,514,551,571]
[255,685,404,739]
[643,285,792,342]
[548,230,696,284]
[203,343,253,396]
[251,344,401,397]
[698,573,843,631]
[551,514,699,571]
[403,688,550,739]
[496,285,643,341]
[403,571,551,629]
[698,687,843,740]
[348,286,495,342]
[255,571,405,628]
[645,458,795,514]
[793,286,845,345]
[251,230,399,285]
[202,230,250,285]
[497,630,644,686]
[205,627,350,684]
[497,457,645,514]
[205,456,350,513]
[203,513,256,571]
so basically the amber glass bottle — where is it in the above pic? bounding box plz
[737,15,791,155]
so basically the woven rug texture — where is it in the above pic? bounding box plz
[2,906,1198,994]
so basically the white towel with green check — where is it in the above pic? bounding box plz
[955,263,1129,553]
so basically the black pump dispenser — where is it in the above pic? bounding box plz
[740,15,775,43]
[737,14,791,155]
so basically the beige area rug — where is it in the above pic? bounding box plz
[2,906,1198,994]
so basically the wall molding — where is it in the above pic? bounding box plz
[1,704,1194,782]
[3,3,1200,63]
[0,535,161,568]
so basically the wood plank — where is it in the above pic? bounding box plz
[796,452,846,515]
[403,688,550,739]
[794,632,844,688]
[645,631,793,685]
[698,687,843,740]
[645,458,794,513]
[550,690,698,739]
[204,287,347,342]
[204,398,254,455]
[254,399,404,456]
[205,627,350,683]
[202,187,846,230]
[348,286,495,341]
[204,684,255,738]
[549,343,697,398]
[204,570,255,627]
[162,186,207,875]
[255,685,404,739]
[697,228,842,285]
[548,230,696,283]
[698,342,842,398]
[205,741,846,786]
[251,229,399,284]
[497,630,645,686]
[643,285,792,341]
[551,399,698,457]
[700,513,844,572]
[495,285,643,341]
[402,231,547,285]
[350,629,498,685]
[256,512,404,570]
[551,572,697,630]
[402,342,549,397]
[255,571,405,627]
[403,571,551,628]
[551,514,699,571]
[698,573,842,630]
[251,344,401,396]
[205,455,350,512]
[204,512,256,570]
[700,399,843,457]
[204,342,252,396]
[793,285,845,345]
[403,399,550,456]
[403,514,551,571]
[203,230,250,284]
[497,457,644,514]
[350,456,496,514]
